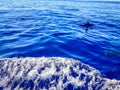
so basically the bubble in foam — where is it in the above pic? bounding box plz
[0,57,120,90]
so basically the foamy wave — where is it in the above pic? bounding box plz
[0,57,120,90]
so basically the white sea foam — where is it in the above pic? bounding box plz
[0,57,120,90]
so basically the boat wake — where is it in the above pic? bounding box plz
[0,57,120,90]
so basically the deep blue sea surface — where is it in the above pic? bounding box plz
[0,0,120,84]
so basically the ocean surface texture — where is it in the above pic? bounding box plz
[0,0,120,89]
[0,57,120,90]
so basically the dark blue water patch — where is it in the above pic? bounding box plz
[11,79,22,89]
[69,67,79,78]
[0,10,10,14]
[0,87,3,90]
[19,80,34,90]
[64,83,74,90]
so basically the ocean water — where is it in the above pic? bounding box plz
[0,0,120,89]
[0,57,120,90]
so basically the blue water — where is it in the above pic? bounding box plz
[0,57,120,90]
[0,0,120,81]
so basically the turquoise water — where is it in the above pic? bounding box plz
[0,0,120,89]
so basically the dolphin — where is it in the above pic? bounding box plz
[79,21,94,33]
[80,21,94,27]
